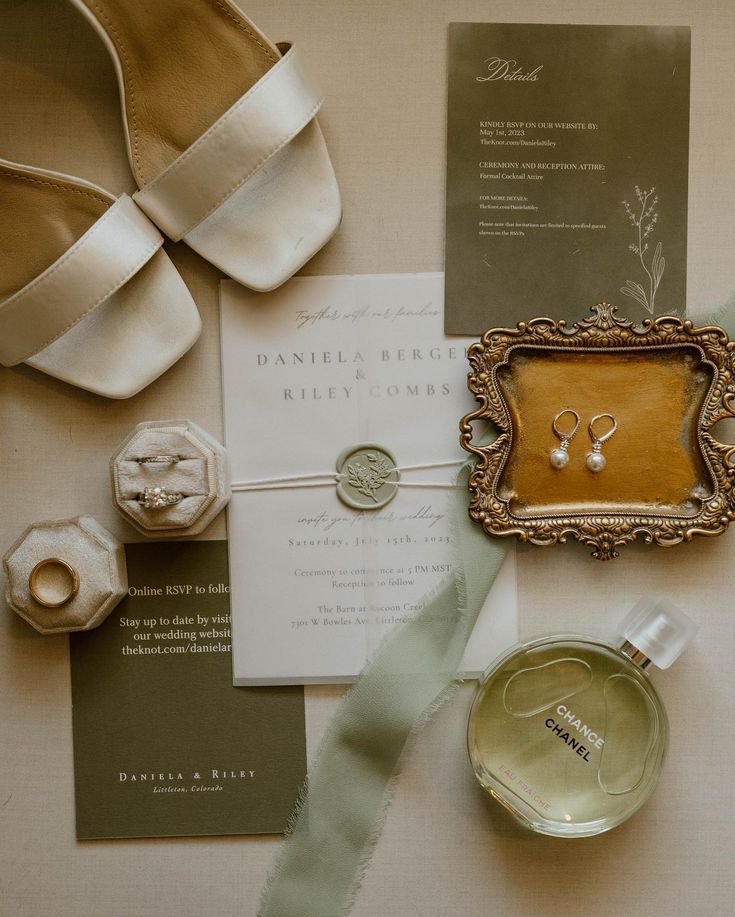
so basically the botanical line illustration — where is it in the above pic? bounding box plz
[345,453,394,502]
[621,185,665,314]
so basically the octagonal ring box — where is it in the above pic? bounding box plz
[111,420,231,538]
[3,516,128,634]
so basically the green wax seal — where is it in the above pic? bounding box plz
[335,444,400,510]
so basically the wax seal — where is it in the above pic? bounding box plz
[335,444,400,510]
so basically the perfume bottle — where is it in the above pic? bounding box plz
[467,596,697,837]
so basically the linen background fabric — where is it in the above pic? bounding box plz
[2,1,735,915]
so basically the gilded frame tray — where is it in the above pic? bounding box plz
[459,304,735,559]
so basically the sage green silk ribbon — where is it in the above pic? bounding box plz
[260,463,509,917]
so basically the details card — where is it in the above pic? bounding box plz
[444,22,690,333]
[70,541,306,839]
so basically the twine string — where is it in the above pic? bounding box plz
[230,459,465,493]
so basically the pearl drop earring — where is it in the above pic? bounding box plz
[586,413,617,472]
[550,409,580,469]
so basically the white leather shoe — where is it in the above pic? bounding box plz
[68,0,342,291]
[0,159,202,399]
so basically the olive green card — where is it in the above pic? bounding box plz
[70,541,305,839]
[445,23,690,334]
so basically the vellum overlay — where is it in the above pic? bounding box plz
[220,274,517,685]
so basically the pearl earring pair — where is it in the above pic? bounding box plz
[549,410,617,473]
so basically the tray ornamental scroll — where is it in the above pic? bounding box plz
[459,304,735,560]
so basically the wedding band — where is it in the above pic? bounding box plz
[136,454,180,464]
[137,487,184,509]
[28,558,80,608]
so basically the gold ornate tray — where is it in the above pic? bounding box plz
[459,304,735,559]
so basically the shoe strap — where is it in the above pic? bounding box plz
[133,43,323,242]
[0,195,163,366]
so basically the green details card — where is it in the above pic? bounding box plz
[70,541,305,839]
[444,23,690,334]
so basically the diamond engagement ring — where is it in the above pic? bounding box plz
[136,454,181,464]
[137,487,184,509]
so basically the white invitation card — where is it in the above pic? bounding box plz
[221,273,517,685]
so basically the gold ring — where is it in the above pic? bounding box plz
[136,454,180,464]
[28,558,80,608]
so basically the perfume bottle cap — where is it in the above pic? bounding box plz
[620,595,698,669]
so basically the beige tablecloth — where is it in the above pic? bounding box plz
[1,1,734,914]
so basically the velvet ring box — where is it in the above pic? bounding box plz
[111,419,231,538]
[3,516,128,634]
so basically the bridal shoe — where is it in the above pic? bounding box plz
[0,160,201,399]
[68,0,342,291]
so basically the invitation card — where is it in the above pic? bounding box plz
[70,541,305,839]
[220,274,518,686]
[445,22,690,334]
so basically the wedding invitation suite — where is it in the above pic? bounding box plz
[444,23,690,334]
[221,274,517,686]
[70,542,306,839]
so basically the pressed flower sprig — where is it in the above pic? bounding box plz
[345,452,393,502]
[621,185,665,314]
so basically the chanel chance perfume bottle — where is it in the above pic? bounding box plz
[468,597,697,837]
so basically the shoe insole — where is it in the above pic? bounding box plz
[0,165,109,302]
[79,0,279,186]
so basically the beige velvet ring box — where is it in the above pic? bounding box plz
[111,420,231,538]
[3,516,128,634]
